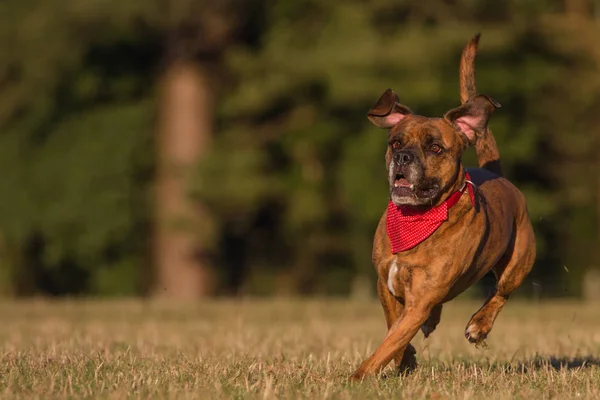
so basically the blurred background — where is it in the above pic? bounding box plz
[0,0,599,300]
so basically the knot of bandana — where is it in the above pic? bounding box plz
[386,173,476,253]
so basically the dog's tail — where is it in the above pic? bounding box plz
[459,33,503,176]
[459,33,479,105]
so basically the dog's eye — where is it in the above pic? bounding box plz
[392,141,401,150]
[430,144,443,154]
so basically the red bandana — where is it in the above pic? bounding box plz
[386,173,476,253]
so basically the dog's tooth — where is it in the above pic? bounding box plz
[410,184,414,189]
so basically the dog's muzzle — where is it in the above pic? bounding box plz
[390,150,418,190]
[394,150,415,166]
[389,150,440,206]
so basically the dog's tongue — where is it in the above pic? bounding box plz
[396,178,411,187]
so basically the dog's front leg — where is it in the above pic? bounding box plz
[349,302,432,381]
[350,267,447,381]
[376,278,417,372]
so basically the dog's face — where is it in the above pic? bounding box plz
[368,89,499,207]
[384,116,465,207]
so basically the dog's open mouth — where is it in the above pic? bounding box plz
[391,173,440,204]
[394,173,414,190]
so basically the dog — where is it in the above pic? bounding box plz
[350,34,536,380]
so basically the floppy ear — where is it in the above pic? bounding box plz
[444,94,500,145]
[367,89,413,129]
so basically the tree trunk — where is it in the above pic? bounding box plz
[564,0,590,17]
[154,61,215,300]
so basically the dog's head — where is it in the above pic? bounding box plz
[368,89,499,207]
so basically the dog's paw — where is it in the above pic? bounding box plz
[464,322,490,346]
[348,372,364,383]
[348,369,374,383]
[421,305,442,339]
[420,323,436,338]
[398,348,418,374]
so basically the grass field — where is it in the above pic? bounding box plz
[0,299,599,399]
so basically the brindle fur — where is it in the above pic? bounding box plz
[350,34,536,380]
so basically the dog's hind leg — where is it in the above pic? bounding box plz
[465,219,536,344]
[377,278,417,373]
[421,304,443,338]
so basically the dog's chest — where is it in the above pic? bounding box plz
[384,259,408,298]
[387,260,399,296]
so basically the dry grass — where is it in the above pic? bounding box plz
[0,298,599,399]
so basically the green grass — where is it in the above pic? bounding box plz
[0,299,599,399]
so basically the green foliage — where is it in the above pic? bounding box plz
[0,101,154,294]
[0,0,157,295]
[197,0,599,296]
[0,0,598,296]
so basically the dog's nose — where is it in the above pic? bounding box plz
[394,151,414,165]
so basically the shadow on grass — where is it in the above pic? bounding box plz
[379,355,600,379]
[458,355,600,374]
[510,356,600,372]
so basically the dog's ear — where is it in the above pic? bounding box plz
[367,89,413,129]
[444,94,500,145]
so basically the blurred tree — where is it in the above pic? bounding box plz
[153,1,241,299]
[0,0,252,297]
[538,0,600,294]
[0,0,159,295]
[0,0,597,298]
[194,0,600,297]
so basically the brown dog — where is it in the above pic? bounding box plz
[350,34,536,380]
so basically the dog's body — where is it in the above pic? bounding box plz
[350,35,536,380]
